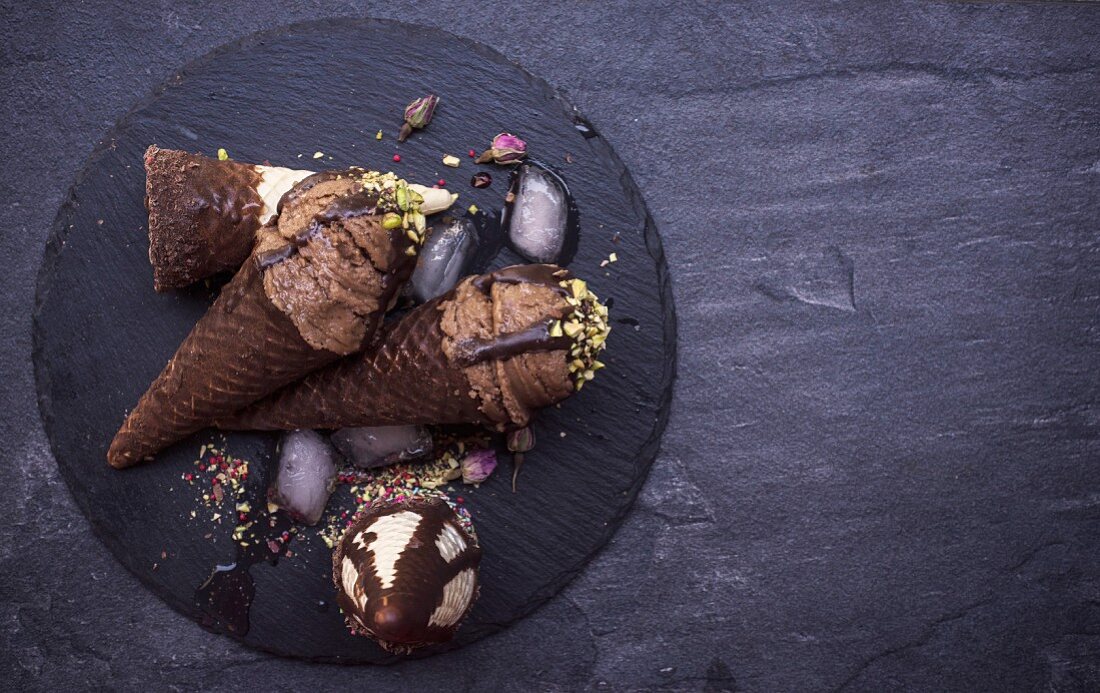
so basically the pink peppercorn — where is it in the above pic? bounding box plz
[468,149,476,157]
[438,179,446,186]
[393,154,401,162]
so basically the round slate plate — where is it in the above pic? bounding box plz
[33,18,675,662]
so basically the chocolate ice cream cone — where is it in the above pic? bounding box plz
[218,265,610,433]
[143,146,457,291]
[109,173,425,468]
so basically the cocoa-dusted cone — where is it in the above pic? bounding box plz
[145,145,291,291]
[109,174,423,468]
[143,146,456,291]
[218,264,611,433]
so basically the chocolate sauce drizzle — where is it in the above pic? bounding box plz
[275,168,361,216]
[254,187,387,270]
[470,264,571,296]
[454,319,572,367]
[452,265,576,366]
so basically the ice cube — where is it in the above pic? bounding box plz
[331,425,434,469]
[270,430,337,526]
[507,164,568,263]
[409,217,478,303]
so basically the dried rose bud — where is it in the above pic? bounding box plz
[507,427,535,453]
[399,94,439,142]
[475,132,527,165]
[461,448,498,484]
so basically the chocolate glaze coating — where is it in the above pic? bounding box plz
[332,497,481,653]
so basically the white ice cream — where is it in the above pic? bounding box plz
[254,165,457,225]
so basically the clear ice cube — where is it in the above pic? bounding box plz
[270,430,337,526]
[330,425,433,469]
[507,164,568,263]
[409,217,478,302]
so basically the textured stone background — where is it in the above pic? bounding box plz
[3,1,1099,690]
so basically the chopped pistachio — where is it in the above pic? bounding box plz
[548,320,564,337]
[563,321,584,337]
[376,130,383,140]
[609,252,618,263]
[313,151,324,159]
[382,212,403,229]
[468,204,479,214]
[411,210,427,234]
[442,154,461,168]
[217,148,229,161]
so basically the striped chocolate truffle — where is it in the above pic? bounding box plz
[332,496,481,653]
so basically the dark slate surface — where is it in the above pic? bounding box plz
[32,17,673,662]
[2,0,1099,690]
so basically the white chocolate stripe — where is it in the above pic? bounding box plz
[429,568,476,628]
[365,511,422,589]
[340,556,365,611]
[435,522,467,563]
[254,166,457,226]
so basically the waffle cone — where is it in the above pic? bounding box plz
[108,259,338,468]
[218,295,481,431]
[219,266,583,432]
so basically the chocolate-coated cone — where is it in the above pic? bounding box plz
[144,145,266,292]
[108,258,338,468]
[218,271,576,432]
[144,146,456,292]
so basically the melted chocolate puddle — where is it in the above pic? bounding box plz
[466,209,506,273]
[195,510,295,636]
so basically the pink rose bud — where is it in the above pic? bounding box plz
[476,132,527,165]
[506,426,535,453]
[461,448,498,484]
[399,94,439,142]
